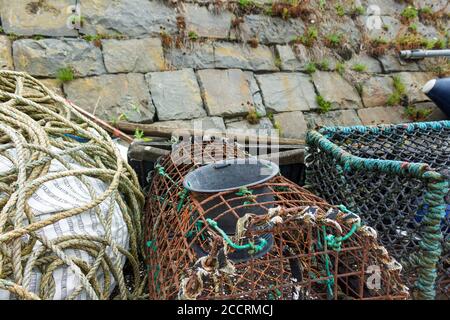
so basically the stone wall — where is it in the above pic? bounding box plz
[0,0,448,139]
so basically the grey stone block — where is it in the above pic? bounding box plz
[256,73,317,113]
[238,15,305,44]
[0,0,78,36]
[394,72,434,103]
[80,0,177,37]
[378,54,420,72]
[0,36,13,70]
[276,45,302,71]
[293,44,340,71]
[273,111,308,139]
[321,16,362,49]
[361,76,394,108]
[165,42,215,69]
[183,3,232,39]
[214,42,277,71]
[346,53,382,73]
[357,106,409,125]
[359,0,406,15]
[305,110,362,129]
[146,69,206,121]
[103,38,165,73]
[359,15,401,42]
[411,102,447,121]
[243,72,266,117]
[197,69,252,117]
[226,117,273,130]
[13,39,106,77]
[64,73,155,123]
[312,71,363,109]
[145,117,226,132]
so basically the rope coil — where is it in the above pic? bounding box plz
[0,70,145,300]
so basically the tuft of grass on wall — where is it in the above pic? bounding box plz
[401,6,418,23]
[352,63,367,72]
[324,33,343,48]
[404,106,432,121]
[305,62,317,74]
[188,31,198,41]
[56,67,74,83]
[316,95,332,114]
[387,75,406,106]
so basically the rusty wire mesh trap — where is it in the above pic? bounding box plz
[144,138,409,300]
[305,121,450,300]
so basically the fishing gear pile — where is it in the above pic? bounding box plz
[145,139,409,300]
[306,122,450,300]
[0,70,145,300]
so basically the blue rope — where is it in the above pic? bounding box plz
[63,133,89,143]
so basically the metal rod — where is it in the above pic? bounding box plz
[400,49,450,59]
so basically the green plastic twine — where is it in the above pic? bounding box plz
[185,219,205,240]
[317,227,335,299]
[236,187,256,205]
[235,187,253,197]
[177,188,189,212]
[154,164,177,185]
[146,240,157,253]
[268,285,282,300]
[325,222,360,251]
[146,241,160,293]
[206,218,268,254]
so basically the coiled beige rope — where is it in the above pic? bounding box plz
[0,70,146,300]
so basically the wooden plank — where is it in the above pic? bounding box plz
[259,148,305,165]
[129,141,305,164]
[111,121,306,146]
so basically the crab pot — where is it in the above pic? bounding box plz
[144,139,409,300]
[183,158,280,234]
[305,121,450,300]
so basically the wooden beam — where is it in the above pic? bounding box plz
[111,121,306,146]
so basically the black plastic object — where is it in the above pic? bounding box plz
[184,158,279,192]
[423,77,450,117]
[183,158,280,234]
[127,140,171,189]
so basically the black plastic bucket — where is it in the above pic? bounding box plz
[183,158,280,234]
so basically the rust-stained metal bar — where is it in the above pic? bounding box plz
[66,99,134,143]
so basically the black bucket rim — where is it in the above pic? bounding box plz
[183,158,280,193]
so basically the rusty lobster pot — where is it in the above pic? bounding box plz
[145,140,409,300]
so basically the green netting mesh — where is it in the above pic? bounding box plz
[305,121,450,300]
